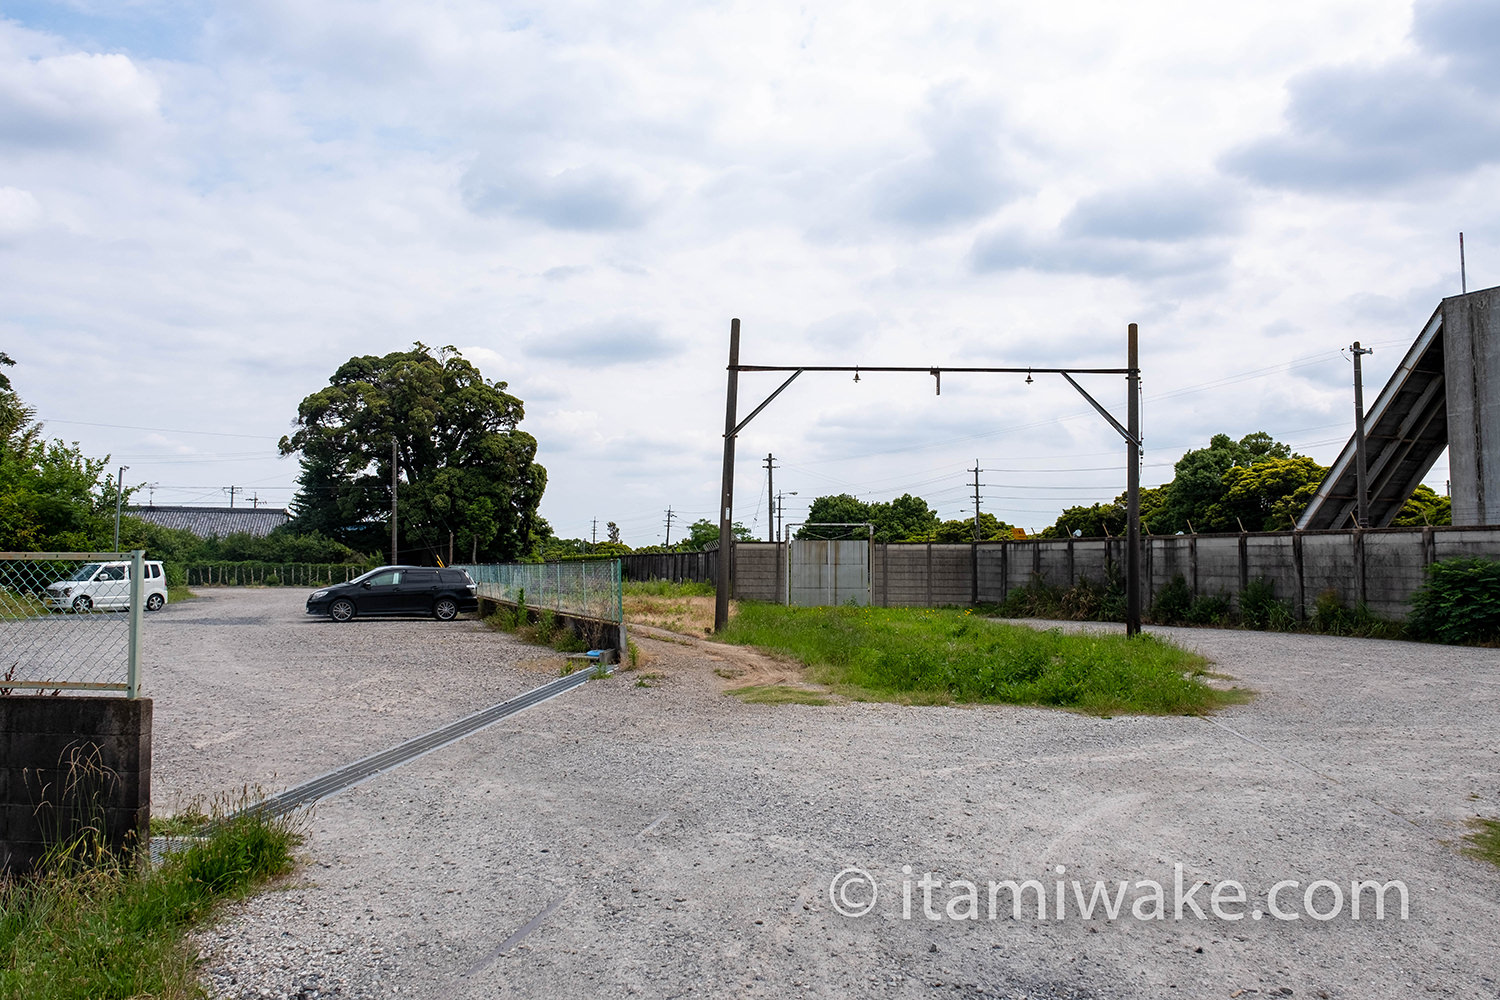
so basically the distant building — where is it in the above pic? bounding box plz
[126,505,290,539]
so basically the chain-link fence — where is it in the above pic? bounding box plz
[459,559,622,623]
[0,552,146,697]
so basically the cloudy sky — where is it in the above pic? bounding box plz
[1,0,1491,546]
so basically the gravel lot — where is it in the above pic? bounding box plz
[148,589,1500,999]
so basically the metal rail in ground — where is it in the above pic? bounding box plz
[237,666,611,819]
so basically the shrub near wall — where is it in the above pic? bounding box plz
[1406,558,1500,644]
[182,562,368,587]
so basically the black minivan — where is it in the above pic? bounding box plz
[306,566,480,622]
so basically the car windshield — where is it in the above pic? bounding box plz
[68,563,102,582]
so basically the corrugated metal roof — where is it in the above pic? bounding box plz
[127,506,291,538]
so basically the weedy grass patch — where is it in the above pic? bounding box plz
[718,603,1245,716]
[1462,817,1500,869]
[0,806,300,1000]
[728,684,831,706]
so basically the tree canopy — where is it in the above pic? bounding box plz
[0,356,133,552]
[279,344,546,562]
[797,493,941,542]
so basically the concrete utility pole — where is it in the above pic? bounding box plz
[969,460,985,605]
[664,506,676,549]
[969,462,984,540]
[222,485,240,508]
[1350,341,1375,528]
[764,453,778,542]
[113,466,129,553]
[390,438,399,565]
[776,490,797,543]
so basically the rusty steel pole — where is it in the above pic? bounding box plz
[715,319,741,632]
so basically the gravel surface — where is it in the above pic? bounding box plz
[147,591,1500,999]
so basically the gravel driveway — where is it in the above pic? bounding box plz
[148,590,1500,999]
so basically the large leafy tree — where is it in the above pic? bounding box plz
[1146,432,1292,534]
[798,492,940,542]
[1205,455,1328,532]
[0,355,130,551]
[279,344,546,562]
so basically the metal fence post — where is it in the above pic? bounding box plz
[128,549,144,699]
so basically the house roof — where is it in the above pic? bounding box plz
[127,505,291,539]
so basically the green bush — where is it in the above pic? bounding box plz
[1238,577,1294,631]
[996,573,1125,623]
[1149,575,1193,624]
[1406,558,1500,644]
[1184,593,1232,625]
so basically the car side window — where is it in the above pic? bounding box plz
[99,565,125,581]
[368,571,400,587]
[403,570,437,586]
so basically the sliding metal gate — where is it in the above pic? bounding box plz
[784,523,872,606]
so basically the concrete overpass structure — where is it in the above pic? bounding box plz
[1297,285,1500,529]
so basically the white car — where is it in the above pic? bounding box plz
[44,560,168,613]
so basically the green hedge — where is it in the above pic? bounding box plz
[180,562,368,587]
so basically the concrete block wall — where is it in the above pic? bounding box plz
[1,696,151,874]
[732,543,780,601]
[730,526,1500,620]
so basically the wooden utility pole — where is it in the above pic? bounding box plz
[715,319,740,632]
[1126,323,1141,637]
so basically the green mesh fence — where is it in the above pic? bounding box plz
[459,560,622,623]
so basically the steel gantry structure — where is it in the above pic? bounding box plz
[715,319,1144,636]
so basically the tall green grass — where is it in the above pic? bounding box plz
[0,810,300,1000]
[623,580,715,598]
[718,603,1243,715]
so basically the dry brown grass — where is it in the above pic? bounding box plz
[623,593,729,636]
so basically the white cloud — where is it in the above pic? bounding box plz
[0,0,1463,543]
[0,49,161,149]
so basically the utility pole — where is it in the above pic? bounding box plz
[113,466,129,553]
[247,494,261,509]
[1461,232,1467,294]
[776,490,797,542]
[591,518,598,549]
[715,319,741,632]
[1350,341,1374,528]
[968,460,985,605]
[222,485,240,508]
[664,506,677,549]
[763,453,778,542]
[390,438,399,565]
[968,461,985,540]
[1126,323,1141,638]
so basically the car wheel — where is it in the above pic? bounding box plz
[329,598,356,622]
[145,593,165,611]
[71,595,93,613]
[433,597,458,621]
